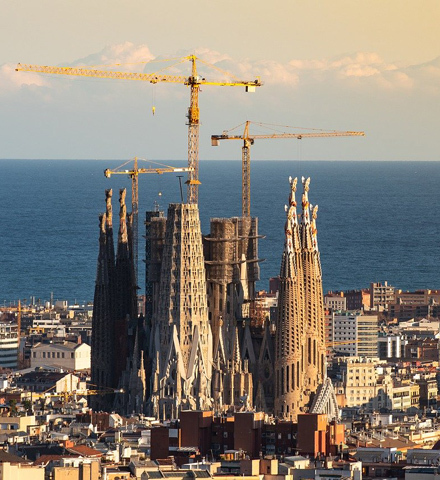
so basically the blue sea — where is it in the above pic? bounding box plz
[0,160,439,305]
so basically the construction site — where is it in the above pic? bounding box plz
[16,55,364,421]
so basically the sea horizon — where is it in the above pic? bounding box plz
[0,159,439,304]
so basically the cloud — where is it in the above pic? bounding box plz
[281,52,439,92]
[70,42,155,71]
[4,45,440,102]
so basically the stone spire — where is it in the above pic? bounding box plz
[114,188,138,389]
[274,177,305,421]
[311,205,319,252]
[148,203,213,420]
[274,176,327,421]
[280,176,301,278]
[232,325,241,374]
[91,192,116,411]
[106,188,113,229]
[118,188,128,245]
[300,179,326,394]
[300,176,314,250]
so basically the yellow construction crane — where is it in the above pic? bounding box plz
[212,121,365,217]
[104,157,192,283]
[43,385,124,405]
[16,56,262,204]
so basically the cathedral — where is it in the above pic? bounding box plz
[91,178,338,421]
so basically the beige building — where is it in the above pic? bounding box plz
[31,341,90,371]
[0,415,36,433]
[324,292,347,312]
[370,281,395,309]
[0,462,44,480]
[52,461,100,480]
[391,381,413,411]
[343,358,377,409]
[336,358,422,412]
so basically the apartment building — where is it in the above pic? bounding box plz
[331,313,378,358]
[31,341,90,371]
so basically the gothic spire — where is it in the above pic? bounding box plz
[311,204,319,252]
[301,176,311,226]
[105,189,113,229]
[280,176,301,278]
[118,188,128,244]
[301,176,315,250]
[232,325,241,373]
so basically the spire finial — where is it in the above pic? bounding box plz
[288,176,298,227]
[99,213,106,235]
[284,176,298,253]
[105,189,113,228]
[301,177,311,225]
[119,188,128,243]
[311,204,319,250]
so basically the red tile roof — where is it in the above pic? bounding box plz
[67,445,102,457]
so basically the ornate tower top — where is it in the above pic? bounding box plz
[288,176,298,228]
[118,188,128,244]
[105,189,113,228]
[281,176,301,279]
[301,176,311,226]
[284,176,298,254]
[99,213,106,235]
[311,204,319,251]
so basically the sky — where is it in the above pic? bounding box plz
[1,0,439,161]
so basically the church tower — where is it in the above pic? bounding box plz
[114,189,138,386]
[274,177,305,420]
[274,177,326,420]
[149,203,213,420]
[300,177,326,399]
[91,190,116,411]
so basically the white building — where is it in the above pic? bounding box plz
[0,323,18,369]
[31,341,90,371]
[332,313,378,358]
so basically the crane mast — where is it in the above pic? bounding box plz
[212,121,365,217]
[17,56,262,204]
[187,57,201,204]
